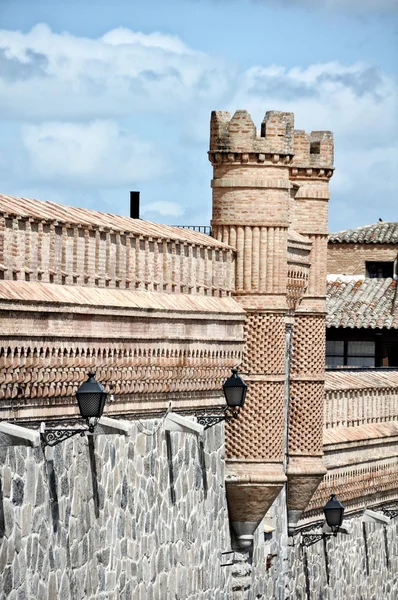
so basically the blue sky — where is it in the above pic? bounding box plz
[0,0,397,231]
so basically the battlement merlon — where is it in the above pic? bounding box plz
[209,110,295,156]
[209,110,334,169]
[292,129,334,169]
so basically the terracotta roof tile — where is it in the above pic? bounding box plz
[324,421,398,446]
[325,369,398,391]
[326,276,398,329]
[0,194,230,249]
[0,281,245,315]
[329,222,398,244]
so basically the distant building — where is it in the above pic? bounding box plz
[327,222,398,368]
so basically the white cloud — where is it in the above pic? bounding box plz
[228,61,398,227]
[142,201,184,217]
[231,62,398,146]
[0,24,231,120]
[21,120,168,186]
[0,24,396,230]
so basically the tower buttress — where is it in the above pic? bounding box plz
[209,110,296,546]
[286,129,334,532]
[209,109,335,542]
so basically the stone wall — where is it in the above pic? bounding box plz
[289,516,398,599]
[0,421,234,600]
[3,424,398,599]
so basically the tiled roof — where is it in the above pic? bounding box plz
[329,222,398,244]
[327,276,398,328]
[0,194,229,249]
[324,421,398,447]
[325,369,398,391]
[287,229,312,246]
[0,281,245,315]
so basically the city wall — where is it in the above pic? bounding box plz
[2,427,398,600]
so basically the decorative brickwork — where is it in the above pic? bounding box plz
[324,371,398,428]
[241,312,285,374]
[306,456,398,518]
[288,381,324,455]
[226,381,284,460]
[0,202,234,297]
[209,108,334,540]
[291,316,326,375]
[286,232,311,309]
[0,341,241,401]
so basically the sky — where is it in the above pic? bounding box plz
[0,0,397,232]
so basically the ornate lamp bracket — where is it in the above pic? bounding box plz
[381,505,398,519]
[300,532,327,547]
[40,423,94,447]
[196,406,239,430]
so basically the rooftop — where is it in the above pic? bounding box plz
[0,280,244,315]
[327,276,398,329]
[0,194,230,249]
[329,221,398,244]
[325,368,398,391]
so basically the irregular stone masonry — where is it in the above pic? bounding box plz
[289,517,398,600]
[0,423,234,600]
[2,423,398,599]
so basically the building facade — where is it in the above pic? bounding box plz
[1,112,398,599]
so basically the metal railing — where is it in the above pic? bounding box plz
[172,225,212,235]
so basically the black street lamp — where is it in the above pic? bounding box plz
[197,369,247,430]
[323,494,345,533]
[301,494,345,546]
[41,372,108,447]
[76,372,108,421]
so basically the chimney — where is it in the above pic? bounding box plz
[130,191,140,219]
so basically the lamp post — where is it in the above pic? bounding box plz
[301,494,345,546]
[41,372,108,447]
[197,369,247,430]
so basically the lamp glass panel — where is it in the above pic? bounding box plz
[224,385,246,407]
[325,507,343,528]
[77,392,106,418]
[323,495,345,530]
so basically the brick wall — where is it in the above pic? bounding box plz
[0,211,235,297]
[328,242,398,275]
[0,282,245,422]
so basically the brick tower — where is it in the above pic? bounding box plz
[287,129,334,531]
[209,109,334,544]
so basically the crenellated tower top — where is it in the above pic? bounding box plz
[209,109,333,175]
[292,129,334,172]
[210,110,294,158]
